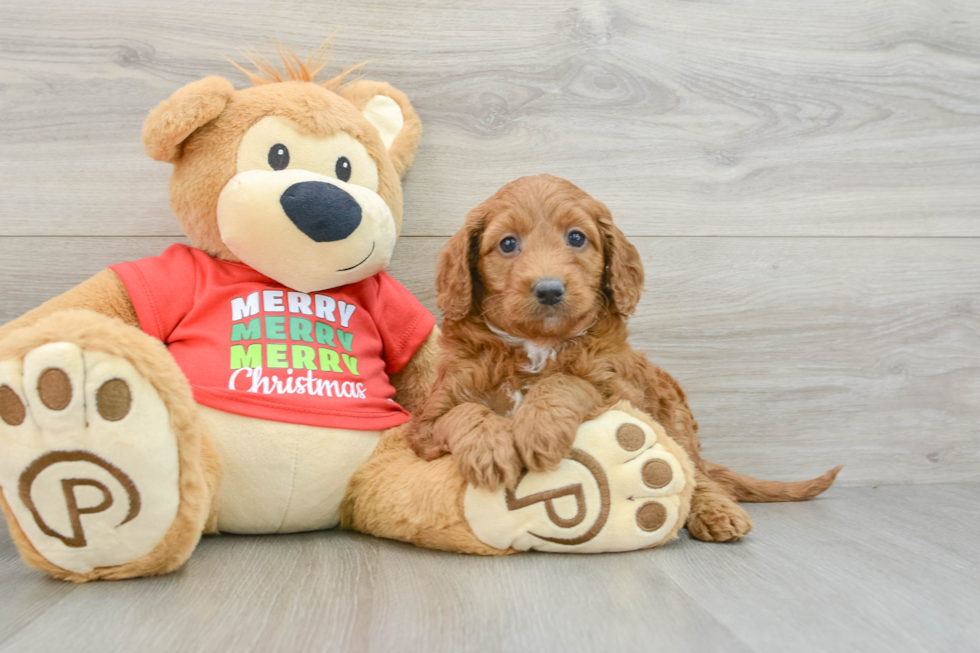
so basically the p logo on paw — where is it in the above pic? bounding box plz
[18,450,141,549]
[464,408,691,553]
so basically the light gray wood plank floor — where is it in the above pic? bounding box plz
[0,484,976,653]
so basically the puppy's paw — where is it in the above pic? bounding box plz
[451,427,522,491]
[512,415,575,474]
[687,497,754,542]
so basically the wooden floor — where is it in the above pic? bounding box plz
[0,484,976,653]
[1,0,979,651]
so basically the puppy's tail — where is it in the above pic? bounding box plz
[702,460,842,503]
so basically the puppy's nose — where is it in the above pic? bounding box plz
[533,278,565,306]
[280,181,362,242]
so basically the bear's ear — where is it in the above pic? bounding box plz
[142,76,235,164]
[340,80,421,178]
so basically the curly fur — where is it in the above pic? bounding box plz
[410,174,842,542]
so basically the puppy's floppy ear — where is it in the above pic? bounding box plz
[340,80,421,178]
[594,200,644,316]
[142,76,235,164]
[436,207,486,322]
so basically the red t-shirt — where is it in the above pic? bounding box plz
[110,244,435,430]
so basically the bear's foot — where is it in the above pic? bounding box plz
[0,312,213,581]
[464,401,695,553]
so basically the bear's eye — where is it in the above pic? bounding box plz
[566,230,587,248]
[499,235,520,255]
[335,156,352,182]
[268,143,290,171]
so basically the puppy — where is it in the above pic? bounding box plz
[410,174,840,542]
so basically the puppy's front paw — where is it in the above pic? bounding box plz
[451,427,522,491]
[512,414,576,473]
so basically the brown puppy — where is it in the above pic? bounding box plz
[410,174,841,542]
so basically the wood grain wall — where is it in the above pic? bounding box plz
[1,0,978,486]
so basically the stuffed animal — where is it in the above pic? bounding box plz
[0,50,694,582]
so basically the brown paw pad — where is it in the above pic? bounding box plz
[37,368,72,411]
[636,501,667,532]
[642,459,673,489]
[615,423,645,451]
[96,379,132,422]
[0,385,25,426]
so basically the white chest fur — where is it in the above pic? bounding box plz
[485,322,556,374]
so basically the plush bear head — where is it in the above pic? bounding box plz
[141,51,421,292]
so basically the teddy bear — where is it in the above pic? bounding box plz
[0,50,695,582]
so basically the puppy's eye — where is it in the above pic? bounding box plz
[335,156,352,182]
[268,143,290,171]
[566,230,587,248]
[499,236,520,255]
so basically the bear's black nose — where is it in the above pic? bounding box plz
[280,181,362,242]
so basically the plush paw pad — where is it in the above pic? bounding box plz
[464,409,690,553]
[0,343,181,574]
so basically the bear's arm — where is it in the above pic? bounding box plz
[0,269,138,341]
[389,324,441,415]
